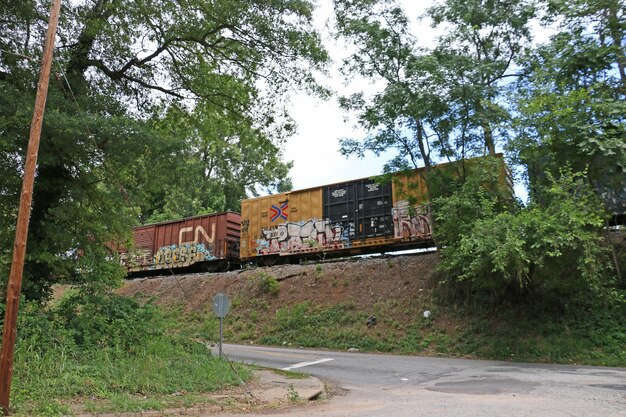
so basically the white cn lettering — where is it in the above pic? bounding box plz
[179,224,215,245]
[179,226,194,245]
[195,224,215,244]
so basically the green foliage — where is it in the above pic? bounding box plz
[333,0,534,172]
[53,289,163,351]
[454,294,626,365]
[287,384,301,403]
[0,0,328,300]
[257,272,280,295]
[1,292,249,416]
[138,103,294,222]
[435,168,613,304]
[261,302,379,349]
[218,291,626,366]
[512,0,626,214]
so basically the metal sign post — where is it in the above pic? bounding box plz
[212,293,230,358]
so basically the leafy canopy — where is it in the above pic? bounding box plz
[0,0,329,299]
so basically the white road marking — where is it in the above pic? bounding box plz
[227,347,312,360]
[281,358,334,371]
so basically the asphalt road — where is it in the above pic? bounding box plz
[215,343,626,417]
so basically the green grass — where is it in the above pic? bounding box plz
[215,299,626,367]
[5,294,251,417]
[156,289,626,367]
[261,367,309,379]
[11,336,249,416]
[453,305,626,366]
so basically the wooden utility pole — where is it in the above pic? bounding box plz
[0,0,62,414]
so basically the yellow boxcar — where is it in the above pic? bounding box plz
[240,154,508,261]
[240,172,432,260]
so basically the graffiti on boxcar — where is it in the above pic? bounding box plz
[255,219,350,255]
[153,243,215,268]
[120,240,218,272]
[119,249,152,270]
[241,219,250,234]
[392,201,432,240]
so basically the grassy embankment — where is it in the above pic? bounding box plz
[8,256,623,415]
[2,290,250,417]
[170,266,626,368]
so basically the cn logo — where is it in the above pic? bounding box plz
[178,224,216,245]
[270,202,288,222]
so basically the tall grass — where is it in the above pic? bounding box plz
[1,291,250,416]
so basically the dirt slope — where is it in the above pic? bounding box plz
[118,252,441,335]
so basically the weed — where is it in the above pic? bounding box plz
[287,384,300,402]
[33,400,69,417]
[257,272,280,295]
[231,295,241,308]
[250,299,270,310]
[6,295,251,416]
[270,369,309,379]
[315,264,323,278]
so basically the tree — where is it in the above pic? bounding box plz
[434,165,611,304]
[334,0,623,302]
[138,102,294,223]
[512,0,626,216]
[428,0,535,156]
[334,0,439,173]
[333,0,534,182]
[0,0,328,299]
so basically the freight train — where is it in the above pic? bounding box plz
[118,157,506,274]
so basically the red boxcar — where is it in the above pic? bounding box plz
[119,212,241,273]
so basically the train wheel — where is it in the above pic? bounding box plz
[218,260,230,272]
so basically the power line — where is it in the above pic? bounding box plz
[53,61,132,205]
[0,48,38,62]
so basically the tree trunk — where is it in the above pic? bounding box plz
[416,121,431,172]
[65,0,114,90]
[476,100,496,155]
[606,4,626,89]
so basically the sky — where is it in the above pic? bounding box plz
[283,0,435,191]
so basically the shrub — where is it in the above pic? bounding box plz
[257,272,280,295]
[53,288,163,351]
[434,168,613,305]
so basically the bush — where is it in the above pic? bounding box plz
[2,289,247,416]
[53,289,163,351]
[434,168,614,305]
[257,272,280,295]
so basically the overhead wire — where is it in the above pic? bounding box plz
[53,60,132,205]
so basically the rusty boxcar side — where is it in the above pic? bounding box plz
[120,211,241,273]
